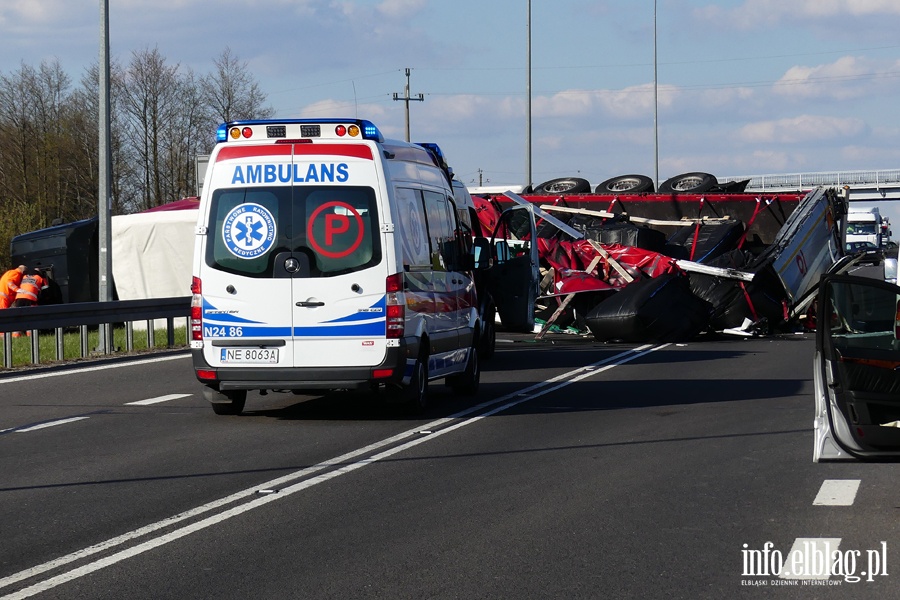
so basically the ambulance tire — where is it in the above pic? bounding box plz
[448,345,480,396]
[402,351,430,414]
[532,177,592,195]
[205,387,247,415]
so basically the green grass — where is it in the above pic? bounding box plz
[1,325,189,369]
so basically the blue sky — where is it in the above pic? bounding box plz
[2,0,899,197]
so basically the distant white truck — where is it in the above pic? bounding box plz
[845,205,883,249]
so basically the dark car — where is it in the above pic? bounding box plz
[845,241,883,265]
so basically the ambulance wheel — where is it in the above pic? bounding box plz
[402,352,429,414]
[204,387,247,415]
[448,345,480,396]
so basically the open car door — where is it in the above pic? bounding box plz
[487,203,539,332]
[814,274,900,461]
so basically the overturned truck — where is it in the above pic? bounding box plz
[472,185,847,342]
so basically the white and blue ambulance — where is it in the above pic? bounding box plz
[190,119,498,415]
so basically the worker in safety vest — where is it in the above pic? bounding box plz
[12,270,48,308]
[0,265,26,309]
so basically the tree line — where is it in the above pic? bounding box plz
[0,47,273,267]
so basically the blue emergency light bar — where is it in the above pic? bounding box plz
[216,119,384,143]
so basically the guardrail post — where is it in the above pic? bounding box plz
[56,327,64,361]
[102,323,112,355]
[30,330,39,364]
[126,322,134,352]
[167,317,175,348]
[80,325,89,358]
[3,335,11,369]
[147,322,156,349]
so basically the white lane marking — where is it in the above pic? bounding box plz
[0,344,666,598]
[813,479,861,506]
[0,354,189,385]
[15,417,90,433]
[125,394,191,406]
[779,538,842,579]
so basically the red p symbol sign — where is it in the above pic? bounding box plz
[325,213,350,246]
[307,201,365,259]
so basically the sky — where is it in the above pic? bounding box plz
[2,0,900,225]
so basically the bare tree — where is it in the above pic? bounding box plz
[119,47,182,210]
[201,47,274,123]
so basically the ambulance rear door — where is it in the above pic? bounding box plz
[199,143,297,367]
[288,142,388,368]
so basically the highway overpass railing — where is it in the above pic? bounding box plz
[0,297,190,369]
[721,169,900,200]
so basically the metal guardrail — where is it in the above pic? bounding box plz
[0,296,190,369]
[721,169,900,198]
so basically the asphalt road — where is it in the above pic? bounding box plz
[1,331,898,599]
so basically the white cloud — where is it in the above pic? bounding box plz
[0,0,84,26]
[695,0,900,28]
[774,56,876,100]
[376,0,426,19]
[738,114,866,144]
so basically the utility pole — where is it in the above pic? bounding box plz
[392,68,424,142]
[98,0,113,353]
[653,0,659,192]
[526,0,533,190]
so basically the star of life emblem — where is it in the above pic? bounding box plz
[222,203,277,259]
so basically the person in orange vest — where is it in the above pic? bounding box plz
[0,265,26,309]
[12,269,48,308]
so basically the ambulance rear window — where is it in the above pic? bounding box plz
[206,186,380,278]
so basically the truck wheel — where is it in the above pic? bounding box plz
[595,174,655,194]
[532,177,591,195]
[203,387,247,415]
[659,172,717,193]
[448,345,480,396]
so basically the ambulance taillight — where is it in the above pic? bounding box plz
[385,274,405,339]
[191,277,203,342]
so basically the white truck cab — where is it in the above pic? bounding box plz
[190,119,505,415]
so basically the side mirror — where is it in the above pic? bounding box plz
[473,238,492,270]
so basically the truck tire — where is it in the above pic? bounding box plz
[595,174,655,194]
[659,172,717,194]
[532,177,591,195]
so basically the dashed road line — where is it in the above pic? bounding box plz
[779,538,842,580]
[813,479,861,506]
[15,417,90,433]
[125,394,192,406]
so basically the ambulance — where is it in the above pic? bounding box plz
[190,119,501,415]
